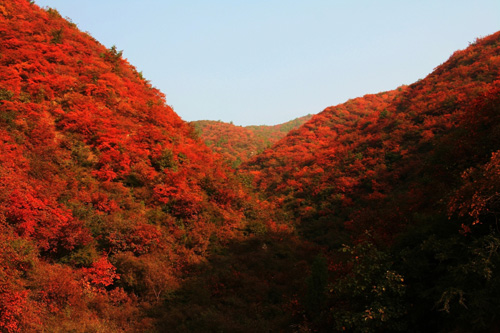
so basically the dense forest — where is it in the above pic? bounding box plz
[1,1,500,332]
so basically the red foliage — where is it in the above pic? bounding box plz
[82,256,119,292]
[243,31,500,244]
[0,0,261,329]
[1,0,500,330]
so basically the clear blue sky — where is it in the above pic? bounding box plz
[34,0,499,126]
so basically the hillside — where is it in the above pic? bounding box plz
[191,114,313,167]
[244,32,500,244]
[0,1,282,331]
[243,31,500,331]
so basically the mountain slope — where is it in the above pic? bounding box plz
[244,32,500,243]
[0,1,267,331]
[242,31,500,330]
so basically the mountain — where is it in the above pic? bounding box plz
[191,114,313,167]
[1,0,500,331]
[244,32,500,245]
[242,31,500,331]
[0,1,274,331]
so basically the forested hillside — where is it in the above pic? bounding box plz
[1,0,500,331]
[243,31,500,331]
[0,1,277,331]
[192,114,312,167]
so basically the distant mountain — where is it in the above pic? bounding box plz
[191,114,313,167]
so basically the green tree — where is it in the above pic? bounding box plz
[330,242,407,332]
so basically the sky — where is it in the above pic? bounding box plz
[34,1,499,126]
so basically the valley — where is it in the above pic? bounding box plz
[0,1,499,331]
